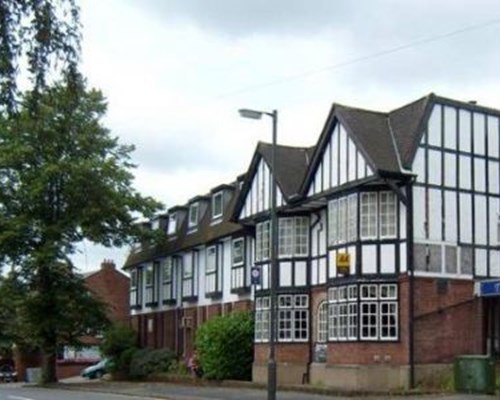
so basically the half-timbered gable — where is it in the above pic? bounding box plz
[410,95,500,279]
[236,142,312,221]
[301,103,412,285]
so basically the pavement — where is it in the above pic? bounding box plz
[46,376,497,400]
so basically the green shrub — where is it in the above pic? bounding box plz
[100,324,138,376]
[129,348,176,379]
[195,311,254,381]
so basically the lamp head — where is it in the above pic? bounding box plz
[238,108,263,120]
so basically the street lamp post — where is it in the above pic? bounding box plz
[239,108,278,400]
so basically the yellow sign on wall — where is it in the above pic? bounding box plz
[336,253,351,275]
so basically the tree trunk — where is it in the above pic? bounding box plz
[41,350,58,383]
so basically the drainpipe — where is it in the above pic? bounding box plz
[406,180,415,389]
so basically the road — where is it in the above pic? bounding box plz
[0,384,149,400]
[0,382,495,400]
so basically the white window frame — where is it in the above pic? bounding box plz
[360,302,379,340]
[278,216,309,258]
[183,259,193,279]
[232,238,244,266]
[145,264,154,287]
[360,192,378,239]
[256,221,270,261]
[277,294,309,342]
[255,297,270,342]
[294,217,309,256]
[163,258,172,284]
[130,269,138,290]
[167,213,177,235]
[329,283,398,342]
[328,194,358,245]
[212,191,223,219]
[188,203,199,228]
[162,257,174,301]
[328,199,338,245]
[379,301,398,340]
[278,218,294,257]
[317,301,328,343]
[206,246,217,274]
[379,191,397,238]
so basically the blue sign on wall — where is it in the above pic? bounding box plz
[479,280,500,297]
[250,266,261,285]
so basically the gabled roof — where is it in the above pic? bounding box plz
[389,94,434,169]
[258,142,314,198]
[336,104,400,173]
[301,96,437,194]
[232,141,313,221]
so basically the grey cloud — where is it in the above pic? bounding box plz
[130,130,240,174]
[133,0,500,40]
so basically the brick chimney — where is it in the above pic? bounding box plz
[101,259,116,271]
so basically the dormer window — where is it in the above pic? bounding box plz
[212,191,223,220]
[167,213,177,235]
[188,203,199,229]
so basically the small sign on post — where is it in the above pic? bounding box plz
[336,252,351,276]
[251,266,261,285]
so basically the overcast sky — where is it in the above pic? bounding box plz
[73,0,500,272]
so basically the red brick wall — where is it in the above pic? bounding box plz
[132,300,253,358]
[85,261,130,325]
[413,277,483,363]
[233,299,252,312]
[254,343,309,363]
[326,276,483,367]
[206,304,222,320]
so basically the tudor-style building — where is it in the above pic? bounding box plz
[125,93,500,390]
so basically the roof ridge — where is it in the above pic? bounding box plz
[335,102,388,116]
[258,141,312,151]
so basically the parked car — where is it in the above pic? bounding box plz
[80,359,108,379]
[0,364,17,383]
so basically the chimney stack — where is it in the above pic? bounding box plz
[101,259,116,270]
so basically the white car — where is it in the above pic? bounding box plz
[80,359,108,379]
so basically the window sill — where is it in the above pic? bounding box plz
[162,299,177,306]
[182,295,198,303]
[231,286,250,295]
[145,301,158,308]
[205,291,222,299]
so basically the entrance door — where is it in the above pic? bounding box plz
[486,298,500,359]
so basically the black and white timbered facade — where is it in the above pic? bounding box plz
[125,93,500,391]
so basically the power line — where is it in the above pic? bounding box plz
[217,17,500,98]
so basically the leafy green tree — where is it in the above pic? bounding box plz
[195,312,254,381]
[0,266,110,380]
[0,0,81,113]
[0,77,163,382]
[100,323,138,378]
